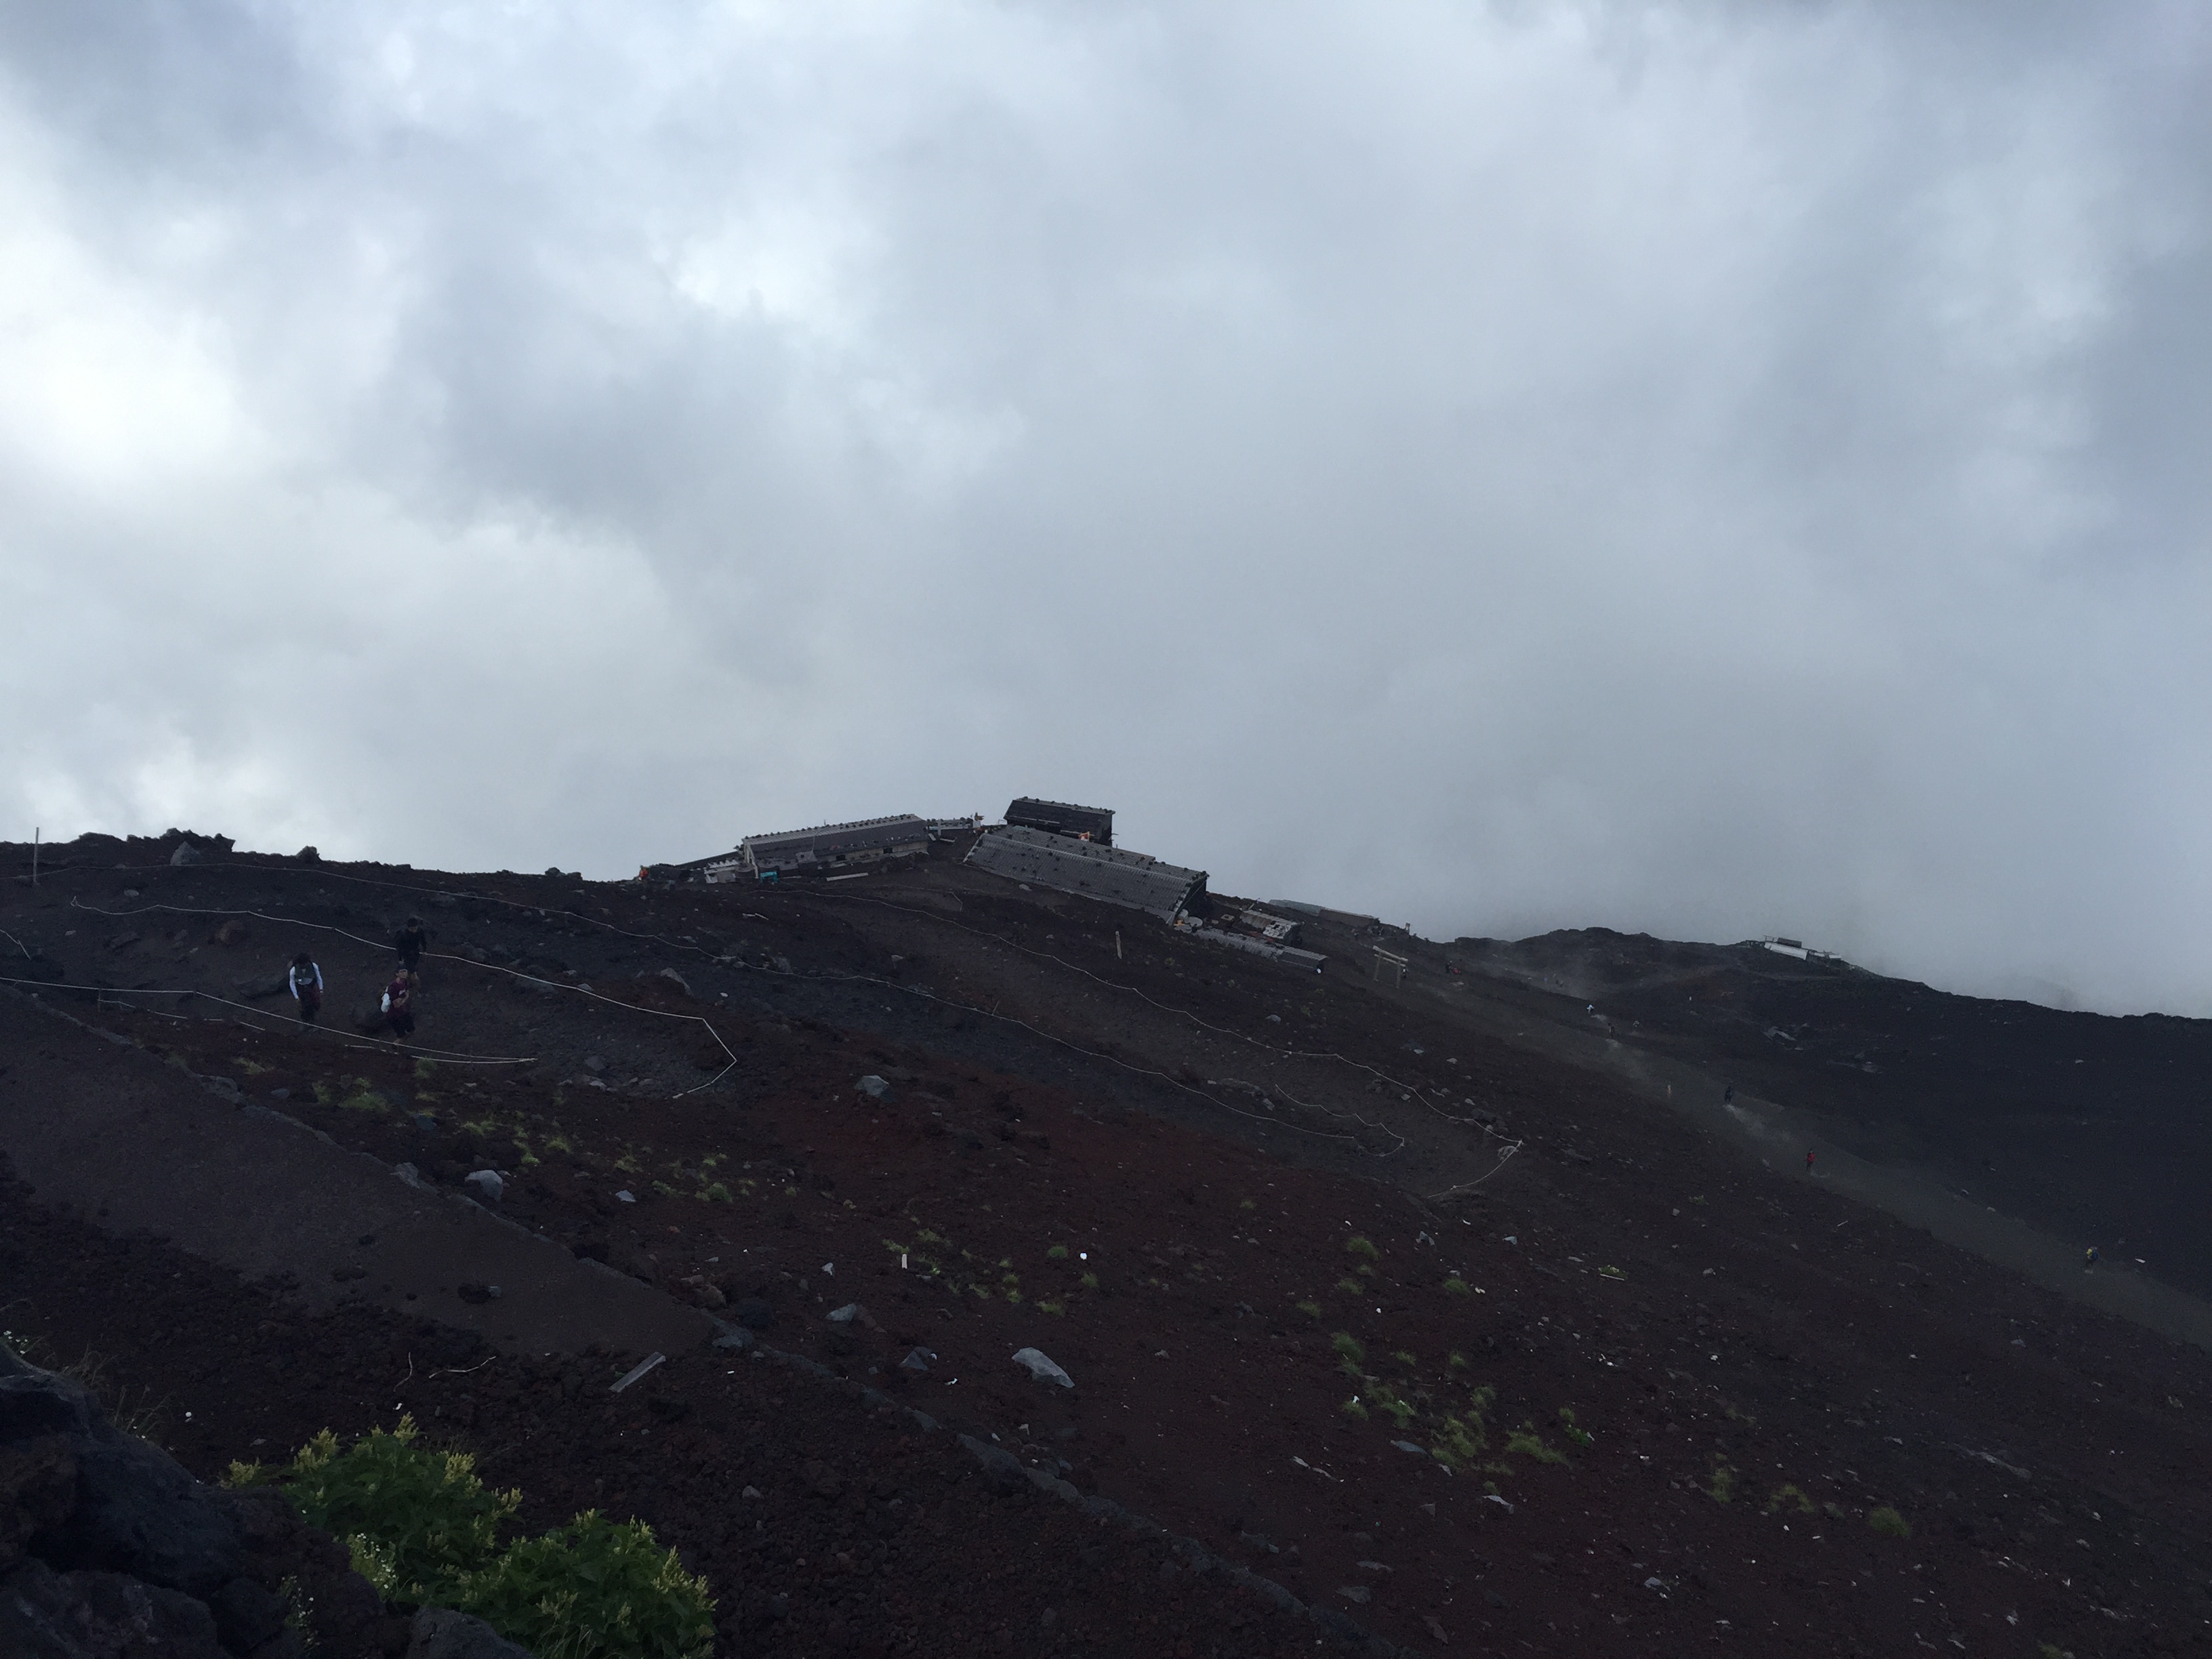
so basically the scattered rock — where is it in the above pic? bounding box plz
[213,920,247,947]
[583,1055,607,1074]
[169,842,203,867]
[0,1559,225,1658]
[732,1298,775,1332]
[857,1076,890,1101]
[615,1189,636,1204]
[1336,1584,1372,1605]
[1011,1348,1073,1389]
[899,1348,935,1374]
[656,968,691,996]
[295,846,319,863]
[455,1284,493,1305]
[462,1170,504,1204]
[1391,1440,1427,1456]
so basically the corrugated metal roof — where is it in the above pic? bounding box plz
[964,826,1203,920]
[1005,798,1115,844]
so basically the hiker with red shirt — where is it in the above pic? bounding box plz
[1805,1149,1816,1174]
[382,970,416,1041]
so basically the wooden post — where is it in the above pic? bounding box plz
[29,827,36,887]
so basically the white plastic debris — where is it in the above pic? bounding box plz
[1011,1347,1073,1388]
[609,1351,665,1393]
[464,1170,504,1202]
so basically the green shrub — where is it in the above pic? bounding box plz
[1293,1299,1322,1319]
[1765,1483,1814,1514]
[1079,1273,1099,1291]
[1340,1397,1369,1422]
[1045,1245,1069,1261]
[1504,1421,1567,1465]
[1345,1235,1379,1262]
[1442,1276,1471,1296]
[230,1416,517,1603]
[1335,1277,1364,1294]
[701,1183,733,1204]
[457,1511,714,1659]
[1331,1332,1366,1373]
[1868,1506,1912,1538]
[1557,1408,1593,1449]
[1706,1460,1737,1504]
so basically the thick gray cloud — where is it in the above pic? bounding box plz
[2,3,2207,1014]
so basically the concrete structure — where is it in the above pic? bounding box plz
[1005,798,1114,846]
[965,826,1204,921]
[1179,918,1328,972]
[733,815,933,878]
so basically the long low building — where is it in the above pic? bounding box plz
[964,825,1205,920]
[1005,797,1115,845]
[706,814,933,879]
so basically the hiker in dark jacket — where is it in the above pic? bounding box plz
[396,918,428,973]
[382,970,415,1041]
[288,951,323,1025]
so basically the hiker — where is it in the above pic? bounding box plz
[1723,1083,1735,1105]
[2085,1245,2100,1269]
[287,951,323,1025]
[381,969,416,1041]
[1804,1149,1816,1174]
[396,916,428,973]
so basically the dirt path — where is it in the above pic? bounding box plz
[0,989,708,1359]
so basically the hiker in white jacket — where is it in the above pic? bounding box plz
[289,951,323,1025]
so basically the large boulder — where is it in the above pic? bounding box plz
[0,1340,386,1658]
[406,1607,535,1659]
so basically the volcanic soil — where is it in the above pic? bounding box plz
[2,828,2210,1658]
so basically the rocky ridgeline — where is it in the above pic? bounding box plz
[0,1341,528,1659]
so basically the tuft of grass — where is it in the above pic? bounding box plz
[232,1057,272,1077]
[1868,1506,1912,1538]
[1079,1273,1099,1291]
[1036,1300,1065,1315]
[1442,1276,1471,1296]
[1046,1245,1069,1261]
[1345,1235,1379,1262]
[1293,1299,1322,1319]
[1765,1483,1815,1515]
[701,1183,733,1205]
[1340,1397,1369,1422]
[1706,1460,1737,1504]
[1335,1277,1364,1295]
[1557,1408,1593,1449]
[1447,1351,1469,1372]
[413,1058,438,1078]
[1391,1351,1417,1367]
[1331,1332,1366,1373]
[1239,1198,1256,1211]
[1504,1422,1567,1465]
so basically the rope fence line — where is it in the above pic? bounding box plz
[23,857,1515,1172]
[63,896,742,1100]
[0,976,539,1066]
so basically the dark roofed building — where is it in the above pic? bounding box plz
[737,814,931,876]
[1004,798,1114,846]
[965,826,1203,920]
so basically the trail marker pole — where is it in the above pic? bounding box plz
[30,827,37,887]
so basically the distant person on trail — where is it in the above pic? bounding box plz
[2085,1246,2100,1269]
[1723,1084,1735,1105]
[1805,1149,1816,1174]
[382,969,415,1041]
[288,951,323,1025]
[396,917,428,973]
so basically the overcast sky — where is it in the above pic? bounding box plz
[3,3,2208,1016]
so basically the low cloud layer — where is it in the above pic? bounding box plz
[3,3,2208,1015]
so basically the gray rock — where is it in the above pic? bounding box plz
[1336,1584,1372,1605]
[407,1605,535,1659]
[1011,1347,1073,1389]
[0,1558,225,1658]
[856,1075,890,1100]
[209,1572,288,1651]
[582,1055,606,1074]
[463,1170,504,1203]
[169,842,203,867]
[898,1347,935,1374]
[656,968,691,996]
